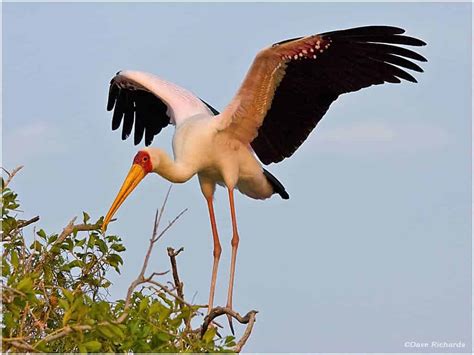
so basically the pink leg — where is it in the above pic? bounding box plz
[226,188,240,334]
[206,197,221,314]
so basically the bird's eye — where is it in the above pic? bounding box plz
[143,156,148,162]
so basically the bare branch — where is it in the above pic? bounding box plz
[168,246,184,257]
[55,218,102,246]
[2,165,24,188]
[167,247,185,306]
[8,340,38,353]
[33,217,101,273]
[16,215,40,229]
[234,312,258,352]
[201,307,258,352]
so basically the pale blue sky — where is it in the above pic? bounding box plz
[3,3,471,352]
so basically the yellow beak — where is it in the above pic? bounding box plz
[102,164,146,232]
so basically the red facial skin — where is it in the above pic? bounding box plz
[133,151,153,173]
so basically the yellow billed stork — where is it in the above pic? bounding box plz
[102,25,426,331]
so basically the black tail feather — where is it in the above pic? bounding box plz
[263,168,289,199]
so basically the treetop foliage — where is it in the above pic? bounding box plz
[1,168,256,353]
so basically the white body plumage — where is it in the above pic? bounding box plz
[145,113,275,200]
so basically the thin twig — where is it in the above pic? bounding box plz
[154,185,173,241]
[149,270,170,278]
[146,280,206,309]
[116,188,188,323]
[2,165,24,188]
[138,186,175,279]
[155,209,188,241]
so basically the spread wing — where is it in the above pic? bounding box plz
[219,26,427,164]
[107,70,218,146]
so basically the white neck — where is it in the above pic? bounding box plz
[154,149,195,183]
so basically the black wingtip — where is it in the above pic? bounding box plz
[263,168,290,200]
[107,83,119,111]
[200,99,220,116]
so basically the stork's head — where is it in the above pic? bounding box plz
[102,148,159,232]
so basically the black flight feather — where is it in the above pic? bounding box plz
[251,25,427,165]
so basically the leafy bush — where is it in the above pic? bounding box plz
[1,171,241,352]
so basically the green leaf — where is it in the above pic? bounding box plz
[158,293,174,308]
[3,312,14,330]
[111,243,126,252]
[83,340,101,352]
[225,335,236,346]
[149,302,163,316]
[16,277,33,293]
[159,307,172,324]
[61,288,74,303]
[129,320,139,335]
[203,327,217,343]
[101,280,111,288]
[139,298,149,313]
[87,234,96,249]
[48,234,58,244]
[106,253,123,265]
[76,238,86,247]
[36,229,47,240]
[78,344,87,353]
[95,238,108,254]
[11,250,19,269]
[97,325,115,339]
[58,298,69,310]
[62,308,73,325]
[30,240,43,252]
[157,332,171,342]
[67,260,84,270]
[82,212,90,223]
[2,261,11,276]
[50,245,61,254]
[61,238,74,252]
[108,324,125,339]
